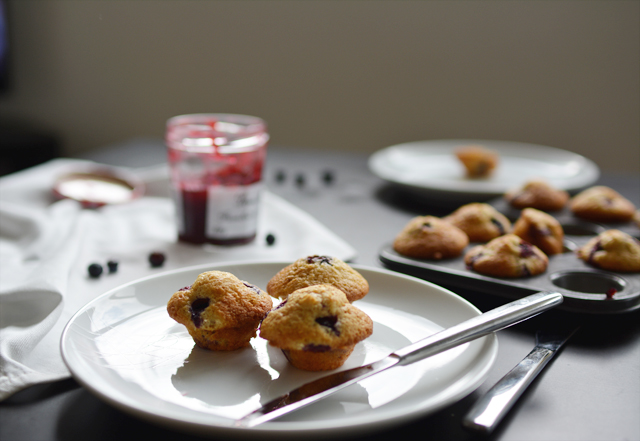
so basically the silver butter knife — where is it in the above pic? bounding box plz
[235,291,563,428]
[462,323,580,434]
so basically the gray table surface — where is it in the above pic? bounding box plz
[1,139,639,441]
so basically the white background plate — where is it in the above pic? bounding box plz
[368,139,600,202]
[61,261,497,439]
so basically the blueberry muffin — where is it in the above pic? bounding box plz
[266,255,369,303]
[455,145,499,178]
[504,179,569,212]
[259,284,373,371]
[576,229,640,272]
[512,208,565,255]
[167,271,273,351]
[393,215,469,260]
[464,234,549,278]
[569,186,636,223]
[443,203,511,243]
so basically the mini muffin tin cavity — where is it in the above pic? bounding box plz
[379,198,640,314]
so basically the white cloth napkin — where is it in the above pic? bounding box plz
[0,159,356,400]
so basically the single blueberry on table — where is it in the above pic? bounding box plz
[88,263,103,278]
[266,233,276,246]
[107,260,118,273]
[149,252,166,267]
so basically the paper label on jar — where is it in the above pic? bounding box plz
[205,183,262,239]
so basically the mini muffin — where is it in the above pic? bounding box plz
[167,271,273,351]
[259,284,373,371]
[464,234,549,278]
[393,215,469,260]
[576,229,640,272]
[504,179,569,212]
[512,208,565,255]
[569,186,636,223]
[266,255,369,303]
[443,203,511,243]
[455,145,499,178]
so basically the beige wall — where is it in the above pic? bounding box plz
[0,0,638,173]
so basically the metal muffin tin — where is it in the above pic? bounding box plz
[379,198,640,314]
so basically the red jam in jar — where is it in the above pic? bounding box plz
[166,114,268,245]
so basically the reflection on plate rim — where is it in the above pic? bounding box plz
[60,260,498,438]
[368,139,600,197]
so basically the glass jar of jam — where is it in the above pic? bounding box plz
[166,114,268,245]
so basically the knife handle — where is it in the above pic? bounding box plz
[462,345,556,434]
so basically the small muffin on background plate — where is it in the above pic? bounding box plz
[512,208,565,256]
[260,284,373,371]
[576,229,640,273]
[167,271,273,351]
[464,234,549,278]
[504,179,569,212]
[570,186,636,223]
[455,145,499,178]
[393,215,469,260]
[266,255,369,303]
[443,203,511,243]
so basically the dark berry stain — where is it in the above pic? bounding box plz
[303,344,331,353]
[274,299,288,310]
[243,282,262,295]
[589,241,603,263]
[466,253,483,270]
[491,218,506,235]
[179,285,191,291]
[315,315,340,336]
[519,242,536,258]
[306,255,334,265]
[190,298,210,328]
[521,264,532,277]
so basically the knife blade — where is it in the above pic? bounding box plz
[235,291,564,428]
[462,323,580,434]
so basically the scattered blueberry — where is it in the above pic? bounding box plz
[275,170,286,183]
[88,263,103,278]
[322,170,335,185]
[107,260,119,273]
[295,174,305,188]
[266,233,276,246]
[149,252,166,268]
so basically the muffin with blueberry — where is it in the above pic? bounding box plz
[570,186,636,223]
[393,215,469,260]
[167,271,273,351]
[455,145,499,178]
[512,208,565,255]
[464,234,549,278]
[259,284,373,371]
[443,203,511,243]
[576,229,640,272]
[504,179,569,212]
[266,255,369,303]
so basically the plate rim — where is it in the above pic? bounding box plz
[60,260,498,438]
[368,138,600,197]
